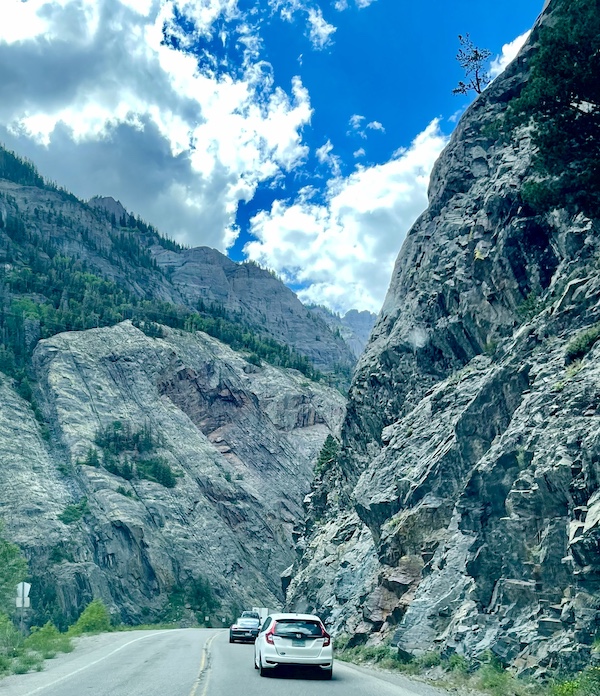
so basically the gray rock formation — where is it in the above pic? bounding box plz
[287,0,600,676]
[0,322,345,624]
[151,246,355,373]
[308,307,377,359]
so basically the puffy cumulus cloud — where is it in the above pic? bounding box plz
[0,0,312,249]
[244,120,448,313]
[490,30,531,78]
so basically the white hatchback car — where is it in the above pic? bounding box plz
[254,613,333,679]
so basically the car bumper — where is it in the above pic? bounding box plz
[230,630,259,641]
[263,651,333,668]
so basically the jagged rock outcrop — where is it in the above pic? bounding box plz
[308,307,377,359]
[0,321,345,625]
[287,1,600,676]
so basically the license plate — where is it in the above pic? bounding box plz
[292,639,304,646]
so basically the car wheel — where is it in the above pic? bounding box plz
[229,635,234,643]
[254,654,259,670]
[258,654,269,677]
[322,668,333,680]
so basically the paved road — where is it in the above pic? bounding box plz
[0,629,447,696]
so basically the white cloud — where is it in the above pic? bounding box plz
[367,120,385,132]
[315,139,341,176]
[307,7,336,49]
[0,0,313,250]
[335,0,378,9]
[244,119,448,313]
[490,30,531,78]
[353,148,366,158]
[349,114,365,130]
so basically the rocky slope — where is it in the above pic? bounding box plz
[287,0,600,677]
[0,321,345,625]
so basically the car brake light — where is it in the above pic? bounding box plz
[321,626,331,647]
[265,622,277,645]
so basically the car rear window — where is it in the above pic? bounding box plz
[274,620,323,637]
[237,618,259,626]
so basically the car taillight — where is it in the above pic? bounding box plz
[265,622,277,645]
[321,626,331,647]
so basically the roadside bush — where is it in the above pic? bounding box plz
[0,612,22,657]
[70,599,111,635]
[447,653,470,675]
[12,652,43,674]
[25,622,72,658]
[418,651,442,668]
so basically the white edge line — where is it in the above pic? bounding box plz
[23,630,187,696]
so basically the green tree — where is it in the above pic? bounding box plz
[509,0,600,218]
[70,599,111,634]
[314,435,340,476]
[0,525,27,611]
[452,34,491,95]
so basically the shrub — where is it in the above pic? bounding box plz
[24,622,72,658]
[12,652,43,674]
[447,653,470,675]
[0,612,22,656]
[137,457,176,488]
[70,599,111,635]
[58,499,88,525]
[565,323,600,364]
[418,651,442,668]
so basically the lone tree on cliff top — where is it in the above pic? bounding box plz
[453,34,491,95]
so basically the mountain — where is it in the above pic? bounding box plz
[1,321,345,626]
[307,306,377,359]
[0,150,353,625]
[0,178,355,384]
[287,0,600,677]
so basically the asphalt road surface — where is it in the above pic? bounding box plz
[0,629,448,696]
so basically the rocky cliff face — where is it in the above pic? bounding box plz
[150,244,355,373]
[0,321,345,625]
[307,307,377,359]
[287,1,600,676]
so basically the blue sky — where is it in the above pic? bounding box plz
[0,0,543,313]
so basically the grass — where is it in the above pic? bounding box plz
[336,645,600,696]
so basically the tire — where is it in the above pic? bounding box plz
[229,634,234,644]
[258,654,269,677]
[322,668,333,680]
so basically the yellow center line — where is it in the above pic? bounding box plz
[188,632,219,696]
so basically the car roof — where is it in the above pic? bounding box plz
[268,613,323,622]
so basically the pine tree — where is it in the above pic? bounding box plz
[452,34,491,95]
